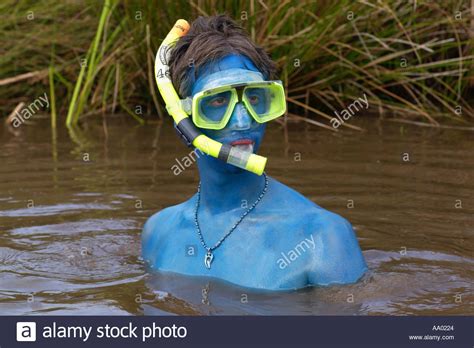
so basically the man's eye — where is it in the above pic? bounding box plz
[248,95,260,104]
[209,97,227,107]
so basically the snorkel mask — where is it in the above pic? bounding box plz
[154,20,286,175]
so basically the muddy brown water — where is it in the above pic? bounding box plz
[0,115,472,315]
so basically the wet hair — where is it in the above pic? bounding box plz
[169,14,277,97]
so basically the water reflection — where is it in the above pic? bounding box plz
[0,116,472,315]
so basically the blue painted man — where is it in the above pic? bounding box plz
[142,15,367,290]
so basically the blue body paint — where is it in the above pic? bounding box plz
[142,55,367,290]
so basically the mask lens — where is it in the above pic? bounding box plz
[244,87,269,115]
[197,91,233,126]
[244,84,286,122]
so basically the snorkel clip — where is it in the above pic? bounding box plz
[173,123,192,147]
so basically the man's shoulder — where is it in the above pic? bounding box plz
[266,177,348,223]
[265,176,320,211]
[310,208,352,235]
[142,197,195,239]
[265,176,354,241]
[291,206,353,244]
[304,209,367,286]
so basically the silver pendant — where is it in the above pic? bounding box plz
[204,251,213,269]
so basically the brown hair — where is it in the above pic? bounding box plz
[168,14,277,97]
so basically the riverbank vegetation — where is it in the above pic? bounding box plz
[1,0,473,130]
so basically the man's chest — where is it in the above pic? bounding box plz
[154,217,311,289]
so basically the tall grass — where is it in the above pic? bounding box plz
[1,0,473,129]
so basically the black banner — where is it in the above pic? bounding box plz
[2,316,472,347]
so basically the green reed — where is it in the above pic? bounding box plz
[1,0,473,128]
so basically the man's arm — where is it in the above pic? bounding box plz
[307,212,367,286]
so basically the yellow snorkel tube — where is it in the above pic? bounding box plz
[154,20,267,176]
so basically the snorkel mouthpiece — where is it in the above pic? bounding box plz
[229,146,267,174]
[154,20,267,176]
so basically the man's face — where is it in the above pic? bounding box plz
[190,55,267,168]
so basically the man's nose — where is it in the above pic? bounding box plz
[226,103,253,130]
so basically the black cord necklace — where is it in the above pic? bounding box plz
[194,172,269,269]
